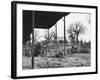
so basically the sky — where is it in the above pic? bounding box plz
[30,13,91,42]
[64,13,91,42]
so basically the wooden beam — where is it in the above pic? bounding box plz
[48,29,49,53]
[55,24,57,55]
[64,16,66,56]
[31,11,35,69]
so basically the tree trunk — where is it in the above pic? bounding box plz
[76,35,79,54]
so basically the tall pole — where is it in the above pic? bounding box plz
[55,23,57,55]
[48,29,49,53]
[31,11,35,69]
[64,16,66,56]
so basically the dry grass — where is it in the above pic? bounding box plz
[22,53,90,69]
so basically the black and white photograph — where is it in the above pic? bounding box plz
[22,11,91,69]
[11,1,97,79]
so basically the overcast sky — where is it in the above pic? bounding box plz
[31,13,91,42]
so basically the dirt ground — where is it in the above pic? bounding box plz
[22,53,91,69]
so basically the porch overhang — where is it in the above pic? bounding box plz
[23,10,70,43]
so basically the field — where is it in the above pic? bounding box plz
[22,53,91,69]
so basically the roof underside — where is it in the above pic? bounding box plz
[23,10,70,44]
[35,11,69,29]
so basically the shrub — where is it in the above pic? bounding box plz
[23,47,31,58]
[79,48,90,53]
[67,47,90,54]
[34,43,42,57]
[55,51,64,58]
[73,48,90,53]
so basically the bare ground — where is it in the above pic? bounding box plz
[22,53,90,69]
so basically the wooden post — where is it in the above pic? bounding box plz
[55,24,57,55]
[64,16,66,56]
[31,11,35,69]
[48,29,49,53]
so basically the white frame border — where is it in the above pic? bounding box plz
[16,3,96,77]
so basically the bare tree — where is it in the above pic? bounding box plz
[38,29,56,56]
[42,30,56,45]
[68,22,86,43]
[67,22,86,53]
